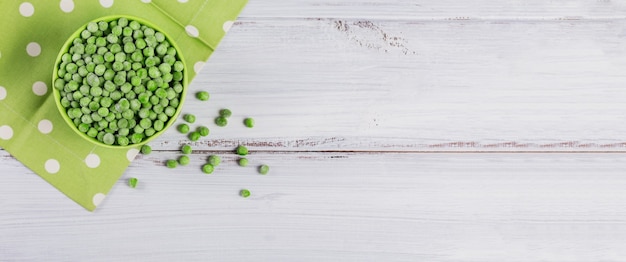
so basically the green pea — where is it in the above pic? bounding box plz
[183,114,196,123]
[128,178,138,188]
[196,91,209,101]
[238,158,249,167]
[164,106,176,117]
[188,132,200,141]
[166,159,177,168]
[178,155,190,166]
[87,128,98,138]
[198,126,210,137]
[244,118,254,128]
[87,22,99,32]
[103,133,115,145]
[155,32,165,42]
[239,189,251,198]
[98,21,108,31]
[173,61,184,72]
[208,155,221,166]
[219,109,232,118]
[181,144,192,154]
[140,118,152,129]
[215,116,228,127]
[236,145,248,156]
[145,128,156,137]
[131,133,144,144]
[117,136,130,146]
[258,165,270,175]
[177,124,189,134]
[154,120,165,131]
[201,164,214,174]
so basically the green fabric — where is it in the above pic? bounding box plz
[0,0,247,211]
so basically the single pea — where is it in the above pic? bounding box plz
[239,189,251,198]
[236,145,248,156]
[178,155,190,166]
[164,106,176,117]
[103,133,115,145]
[183,114,196,123]
[145,128,156,137]
[198,126,210,137]
[87,128,98,138]
[201,164,214,174]
[173,61,184,72]
[128,178,138,188]
[140,144,152,155]
[155,32,165,42]
[215,116,228,127]
[131,133,144,144]
[244,118,255,128]
[117,136,130,146]
[238,158,249,167]
[188,131,200,141]
[177,124,190,134]
[87,22,99,32]
[166,159,177,168]
[219,109,232,118]
[196,91,209,101]
[154,120,165,131]
[208,155,221,166]
[78,123,90,132]
[181,144,192,154]
[258,165,270,175]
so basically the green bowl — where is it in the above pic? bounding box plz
[52,15,188,149]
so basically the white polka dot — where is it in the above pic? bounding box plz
[45,159,60,174]
[99,0,113,8]
[32,81,47,96]
[85,154,101,168]
[0,125,13,140]
[194,61,205,74]
[0,86,6,100]
[92,193,106,206]
[223,21,234,32]
[126,148,139,161]
[38,119,53,134]
[141,0,151,3]
[19,2,34,17]
[60,0,74,12]
[185,25,199,38]
[26,42,41,57]
[178,0,188,2]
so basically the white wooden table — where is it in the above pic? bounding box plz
[3,1,626,261]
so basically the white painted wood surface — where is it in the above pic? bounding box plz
[2,1,626,261]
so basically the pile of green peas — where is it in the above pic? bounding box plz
[54,17,184,146]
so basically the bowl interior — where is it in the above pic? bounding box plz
[52,15,188,149]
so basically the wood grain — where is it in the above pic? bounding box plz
[141,18,626,151]
[2,150,626,261]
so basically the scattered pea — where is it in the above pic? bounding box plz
[196,91,209,101]
[238,158,248,167]
[258,164,270,175]
[166,159,177,168]
[141,145,151,154]
[128,177,138,188]
[177,124,190,134]
[178,155,190,166]
[183,114,196,124]
[202,164,214,174]
[239,189,251,198]
[198,126,210,137]
[215,116,228,127]
[181,144,192,154]
[244,118,255,128]
[189,131,200,141]
[219,109,232,118]
[236,145,248,156]
[208,155,221,166]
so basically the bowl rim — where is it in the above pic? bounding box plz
[52,15,189,149]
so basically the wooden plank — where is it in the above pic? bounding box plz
[239,0,626,20]
[138,19,626,151]
[2,150,626,261]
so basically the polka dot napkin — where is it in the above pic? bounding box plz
[0,0,247,211]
